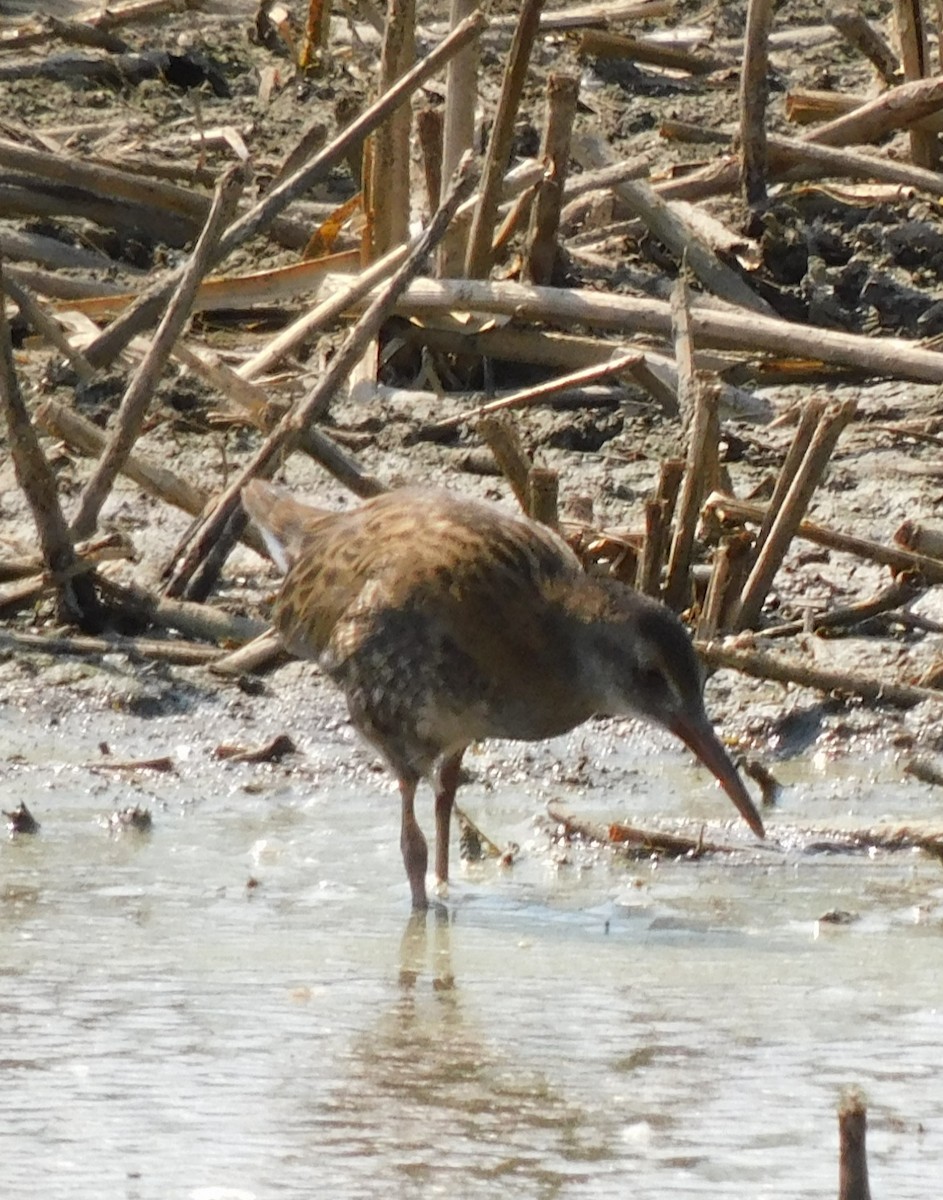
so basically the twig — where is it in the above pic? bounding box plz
[526,466,559,526]
[162,153,478,601]
[70,164,245,541]
[579,28,729,73]
[209,629,287,677]
[464,0,544,278]
[427,349,642,432]
[804,73,943,147]
[731,399,857,630]
[739,0,774,207]
[438,0,479,275]
[760,577,924,638]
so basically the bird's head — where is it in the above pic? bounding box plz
[571,578,765,840]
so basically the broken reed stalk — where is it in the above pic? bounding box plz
[730,399,857,630]
[635,499,670,597]
[35,397,213,520]
[210,628,286,677]
[698,638,943,708]
[175,345,386,499]
[663,385,719,612]
[429,349,643,432]
[739,0,775,207]
[831,9,900,85]
[71,164,245,541]
[2,274,95,381]
[524,72,580,285]
[786,87,943,134]
[0,257,100,628]
[746,396,826,572]
[696,533,752,640]
[707,491,943,583]
[635,459,684,598]
[162,154,478,601]
[239,242,408,379]
[83,9,487,369]
[526,466,559,526]
[0,627,225,667]
[893,0,938,168]
[416,106,444,212]
[439,0,479,276]
[803,73,943,147]
[464,0,544,278]
[571,132,775,316]
[578,28,728,74]
[478,412,532,509]
[837,1089,872,1200]
[368,0,415,259]
[671,274,697,431]
[761,577,923,639]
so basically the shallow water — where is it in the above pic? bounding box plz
[2,700,942,1200]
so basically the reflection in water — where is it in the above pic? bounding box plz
[307,911,612,1196]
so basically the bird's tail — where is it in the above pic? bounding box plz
[242,480,327,574]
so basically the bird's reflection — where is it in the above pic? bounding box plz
[307,908,607,1191]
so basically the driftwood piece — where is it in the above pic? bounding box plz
[739,0,775,207]
[0,258,100,628]
[571,133,775,316]
[464,0,544,278]
[70,165,245,541]
[162,154,478,601]
[377,276,943,382]
[83,10,486,370]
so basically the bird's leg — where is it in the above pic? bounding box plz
[399,774,428,909]
[434,750,464,887]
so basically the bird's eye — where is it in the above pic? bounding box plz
[638,666,666,695]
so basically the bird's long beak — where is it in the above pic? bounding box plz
[669,712,765,839]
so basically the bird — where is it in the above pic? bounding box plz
[242,481,765,908]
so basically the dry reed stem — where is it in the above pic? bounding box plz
[368,0,415,259]
[70,164,245,541]
[439,0,479,276]
[478,413,532,509]
[1,274,95,380]
[893,0,938,168]
[162,154,478,600]
[524,73,579,285]
[731,399,857,630]
[831,9,900,84]
[838,1089,872,1200]
[83,9,486,369]
[464,0,544,278]
[739,0,775,207]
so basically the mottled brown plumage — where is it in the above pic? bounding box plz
[243,481,764,907]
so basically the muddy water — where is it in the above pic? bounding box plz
[2,700,942,1200]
